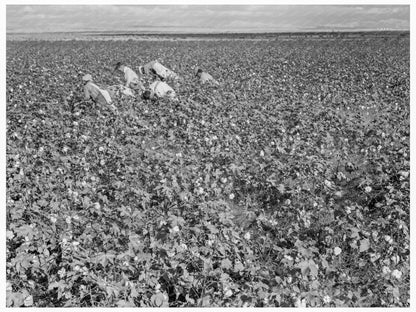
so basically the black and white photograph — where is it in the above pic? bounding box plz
[4,1,412,308]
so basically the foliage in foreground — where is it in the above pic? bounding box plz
[6,36,409,307]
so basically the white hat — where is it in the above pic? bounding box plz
[82,74,92,81]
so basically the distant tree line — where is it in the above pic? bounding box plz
[92,31,409,40]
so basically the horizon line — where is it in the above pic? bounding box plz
[6,29,410,35]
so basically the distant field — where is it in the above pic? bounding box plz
[6,36,409,307]
[6,30,409,41]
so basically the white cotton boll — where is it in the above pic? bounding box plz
[284,255,293,261]
[391,255,400,265]
[382,266,391,275]
[224,288,233,297]
[171,226,180,232]
[391,269,402,279]
[323,295,331,304]
[295,297,307,308]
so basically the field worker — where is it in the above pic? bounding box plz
[83,74,113,105]
[139,60,179,81]
[142,81,176,100]
[114,62,145,91]
[195,67,220,85]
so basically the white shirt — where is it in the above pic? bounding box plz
[199,72,219,85]
[123,66,140,86]
[149,81,176,99]
[144,61,179,80]
[84,81,112,103]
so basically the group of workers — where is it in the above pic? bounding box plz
[82,60,219,109]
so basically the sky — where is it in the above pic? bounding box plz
[6,4,410,33]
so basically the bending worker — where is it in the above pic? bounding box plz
[195,67,220,85]
[83,74,112,105]
[139,60,179,81]
[142,80,177,100]
[114,62,145,90]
